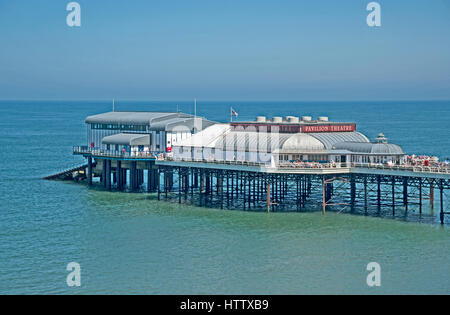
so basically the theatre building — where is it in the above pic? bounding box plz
[172,115,406,165]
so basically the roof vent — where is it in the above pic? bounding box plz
[301,116,312,122]
[256,116,266,123]
[272,117,283,123]
[288,116,299,123]
[318,116,329,122]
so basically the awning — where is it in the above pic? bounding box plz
[102,133,150,146]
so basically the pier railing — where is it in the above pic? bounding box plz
[73,146,157,159]
[74,146,450,175]
[163,156,267,167]
[162,157,450,175]
[352,162,450,174]
[163,157,355,169]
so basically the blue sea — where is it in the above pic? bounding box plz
[0,100,449,294]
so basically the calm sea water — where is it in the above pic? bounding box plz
[0,100,449,294]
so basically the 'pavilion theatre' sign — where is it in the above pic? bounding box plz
[301,124,356,133]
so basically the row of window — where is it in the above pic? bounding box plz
[105,144,162,151]
[91,123,148,131]
[231,125,301,133]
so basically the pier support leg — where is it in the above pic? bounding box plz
[419,178,423,215]
[322,177,326,215]
[364,176,368,214]
[248,174,251,210]
[130,161,137,192]
[350,175,356,212]
[252,175,256,206]
[122,169,127,189]
[101,159,106,188]
[157,169,161,200]
[392,177,396,217]
[191,169,194,196]
[87,157,93,187]
[226,172,230,207]
[231,173,234,199]
[326,181,333,204]
[219,172,224,209]
[178,168,182,204]
[430,180,435,210]
[106,160,111,191]
[117,161,122,190]
[299,176,303,209]
[403,177,408,212]
[440,180,444,225]
[243,175,247,211]
[164,171,169,199]
[377,175,381,214]
[205,173,211,196]
[194,170,199,188]
[146,162,152,192]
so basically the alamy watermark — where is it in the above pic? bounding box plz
[66,2,81,27]
[66,262,81,287]
[366,262,381,287]
[367,2,381,27]
[65,2,380,28]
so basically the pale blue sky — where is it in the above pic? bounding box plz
[0,0,449,100]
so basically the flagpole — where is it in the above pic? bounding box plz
[230,107,232,123]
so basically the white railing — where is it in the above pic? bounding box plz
[277,161,351,169]
[352,163,450,174]
[74,147,450,175]
[164,156,266,167]
[162,157,450,175]
[73,146,157,159]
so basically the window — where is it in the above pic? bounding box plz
[90,123,147,131]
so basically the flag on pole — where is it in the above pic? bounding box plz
[230,107,238,122]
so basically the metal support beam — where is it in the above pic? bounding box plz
[87,157,93,186]
[392,177,396,216]
[440,179,444,225]
[105,160,111,191]
[130,161,137,192]
[117,160,122,190]
[403,177,408,212]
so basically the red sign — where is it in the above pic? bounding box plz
[301,124,356,133]
[166,147,172,152]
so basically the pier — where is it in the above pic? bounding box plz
[65,147,450,224]
[46,110,450,225]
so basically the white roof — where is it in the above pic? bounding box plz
[173,124,231,147]
[102,133,150,145]
[173,124,372,154]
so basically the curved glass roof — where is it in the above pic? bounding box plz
[333,142,405,155]
[308,132,369,149]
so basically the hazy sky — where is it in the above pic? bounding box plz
[0,0,449,101]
